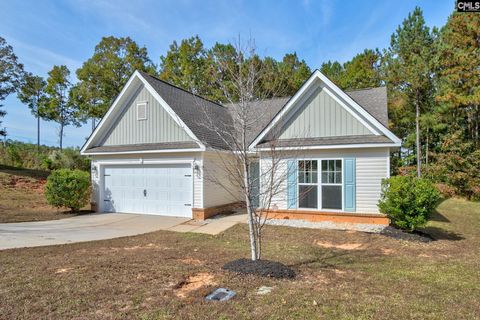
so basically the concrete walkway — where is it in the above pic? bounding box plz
[0,212,247,250]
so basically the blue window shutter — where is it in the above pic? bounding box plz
[249,162,260,208]
[343,158,356,212]
[287,160,298,209]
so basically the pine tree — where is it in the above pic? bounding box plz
[17,73,47,150]
[0,37,24,136]
[42,65,80,150]
[383,7,435,177]
[436,13,480,148]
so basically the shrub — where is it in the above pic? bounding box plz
[0,140,90,171]
[378,176,441,231]
[45,169,90,212]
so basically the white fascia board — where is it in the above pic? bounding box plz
[254,142,401,152]
[248,73,319,150]
[82,148,204,156]
[248,70,402,150]
[80,72,139,153]
[314,71,401,144]
[80,71,205,154]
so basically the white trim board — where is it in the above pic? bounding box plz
[254,142,400,152]
[83,148,204,156]
[80,71,205,155]
[249,70,402,150]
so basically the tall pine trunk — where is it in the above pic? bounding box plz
[415,96,421,177]
[59,122,64,151]
[36,108,40,151]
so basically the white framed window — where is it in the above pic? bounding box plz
[321,159,342,210]
[298,160,318,209]
[136,102,148,120]
[297,159,343,211]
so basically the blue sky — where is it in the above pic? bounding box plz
[0,0,453,148]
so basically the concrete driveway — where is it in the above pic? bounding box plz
[0,213,189,250]
[0,211,248,250]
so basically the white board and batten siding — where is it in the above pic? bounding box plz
[99,85,194,146]
[260,147,389,214]
[278,86,373,139]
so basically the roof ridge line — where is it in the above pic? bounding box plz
[345,86,386,93]
[139,71,227,109]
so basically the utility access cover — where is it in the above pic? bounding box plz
[205,288,236,302]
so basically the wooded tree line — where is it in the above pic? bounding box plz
[0,8,478,198]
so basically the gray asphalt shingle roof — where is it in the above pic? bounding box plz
[140,71,233,150]
[256,135,392,148]
[84,141,200,153]
[86,72,392,153]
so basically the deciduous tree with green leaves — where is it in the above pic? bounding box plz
[73,36,157,130]
[159,35,209,97]
[17,73,47,150]
[342,49,382,90]
[42,65,80,150]
[0,37,24,136]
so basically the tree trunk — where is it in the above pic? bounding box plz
[37,109,40,152]
[415,98,421,178]
[425,129,429,172]
[476,105,479,149]
[92,118,96,132]
[243,160,257,261]
[59,123,64,151]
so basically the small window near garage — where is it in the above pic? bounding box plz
[136,102,147,120]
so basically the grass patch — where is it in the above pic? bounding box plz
[1,198,479,319]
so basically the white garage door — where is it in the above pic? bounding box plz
[102,164,193,218]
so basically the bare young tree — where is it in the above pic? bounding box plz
[194,37,296,261]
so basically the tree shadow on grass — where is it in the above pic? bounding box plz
[418,226,464,241]
[429,210,450,223]
[0,165,49,179]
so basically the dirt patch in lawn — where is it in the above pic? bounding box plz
[180,258,204,266]
[315,240,363,250]
[174,273,216,298]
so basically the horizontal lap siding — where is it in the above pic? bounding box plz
[202,153,242,208]
[260,148,389,214]
[356,155,388,213]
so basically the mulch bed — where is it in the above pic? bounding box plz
[223,258,296,279]
[379,226,434,243]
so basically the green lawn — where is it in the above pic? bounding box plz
[1,198,479,319]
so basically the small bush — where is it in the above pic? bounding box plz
[378,176,441,231]
[45,169,90,212]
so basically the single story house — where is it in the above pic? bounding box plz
[80,70,401,225]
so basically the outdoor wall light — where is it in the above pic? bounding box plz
[193,162,201,178]
[91,164,98,179]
